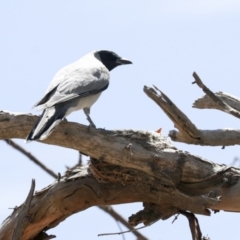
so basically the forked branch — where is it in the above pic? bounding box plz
[144,73,240,146]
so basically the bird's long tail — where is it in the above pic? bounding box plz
[26,106,66,142]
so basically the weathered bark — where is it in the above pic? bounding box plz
[193,91,240,112]
[143,75,240,146]
[192,72,240,119]
[1,110,240,239]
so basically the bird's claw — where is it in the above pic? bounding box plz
[87,123,96,131]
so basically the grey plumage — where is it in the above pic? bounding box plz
[26,50,132,141]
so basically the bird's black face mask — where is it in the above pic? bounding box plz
[96,50,132,71]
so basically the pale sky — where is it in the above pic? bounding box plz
[1,1,240,239]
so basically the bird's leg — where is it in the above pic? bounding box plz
[83,108,96,128]
[86,115,96,128]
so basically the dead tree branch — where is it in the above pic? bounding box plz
[1,110,240,239]
[2,77,240,239]
[192,72,240,119]
[11,179,36,240]
[179,211,202,240]
[5,139,147,240]
[98,206,148,240]
[194,91,240,112]
[4,139,57,178]
[143,84,240,146]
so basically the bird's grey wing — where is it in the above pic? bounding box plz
[37,67,109,110]
[34,85,58,107]
[33,64,72,107]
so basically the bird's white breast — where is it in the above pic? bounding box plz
[65,93,102,116]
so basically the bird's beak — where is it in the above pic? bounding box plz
[116,58,133,65]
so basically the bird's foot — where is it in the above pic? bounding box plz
[87,123,96,131]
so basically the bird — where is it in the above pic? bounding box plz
[26,50,132,142]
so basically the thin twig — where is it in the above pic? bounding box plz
[99,206,148,240]
[98,219,160,238]
[180,211,202,240]
[172,214,179,224]
[115,220,125,240]
[4,139,57,178]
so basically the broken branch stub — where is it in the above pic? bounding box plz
[143,81,240,147]
[192,72,240,119]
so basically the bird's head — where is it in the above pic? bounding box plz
[94,50,132,71]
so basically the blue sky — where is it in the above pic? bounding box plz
[1,1,240,239]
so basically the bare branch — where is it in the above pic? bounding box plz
[143,86,240,146]
[192,72,240,119]
[144,85,200,140]
[1,157,239,240]
[99,206,148,240]
[2,110,240,239]
[3,71,240,239]
[0,111,177,176]
[34,232,56,240]
[193,91,240,112]
[4,139,58,178]
[11,179,35,240]
[180,211,202,240]
[1,139,240,239]
[4,135,147,240]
